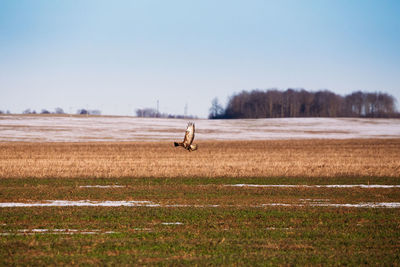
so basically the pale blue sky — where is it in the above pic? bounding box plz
[1,0,399,117]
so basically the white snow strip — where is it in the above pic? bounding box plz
[0,200,159,208]
[17,228,95,233]
[163,204,221,208]
[0,229,118,236]
[226,184,400,188]
[266,227,291,230]
[312,202,400,208]
[1,116,399,142]
[1,200,399,208]
[228,184,300,188]
[23,229,49,233]
[261,202,400,208]
[315,185,400,188]
[161,222,183,225]
[79,185,125,188]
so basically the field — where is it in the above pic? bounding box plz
[1,139,399,179]
[1,115,400,142]
[1,116,400,265]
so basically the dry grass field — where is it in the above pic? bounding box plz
[1,138,399,179]
[1,137,400,265]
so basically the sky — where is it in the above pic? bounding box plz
[1,0,399,118]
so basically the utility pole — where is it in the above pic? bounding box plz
[184,103,188,118]
[157,100,159,117]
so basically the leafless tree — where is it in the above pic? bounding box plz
[208,98,224,119]
[54,107,65,114]
[211,89,398,119]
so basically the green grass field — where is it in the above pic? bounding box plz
[1,176,400,265]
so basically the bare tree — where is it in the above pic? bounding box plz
[89,110,101,115]
[208,98,224,119]
[136,108,157,118]
[54,107,65,114]
[212,89,398,119]
[77,109,88,115]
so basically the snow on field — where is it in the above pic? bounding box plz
[0,229,118,236]
[226,184,400,188]
[1,200,400,208]
[260,202,400,208]
[0,200,160,207]
[1,115,400,142]
[79,185,125,188]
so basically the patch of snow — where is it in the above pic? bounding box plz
[226,184,400,188]
[27,229,49,232]
[300,199,330,201]
[53,229,78,232]
[161,222,183,225]
[1,200,399,209]
[266,227,291,230]
[163,204,220,208]
[0,229,118,235]
[1,116,399,142]
[228,184,300,188]
[261,202,400,208]
[0,200,159,208]
[312,202,400,208]
[315,185,400,188]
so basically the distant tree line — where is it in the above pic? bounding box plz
[135,108,198,119]
[21,107,66,115]
[0,108,102,115]
[76,109,101,115]
[209,89,399,119]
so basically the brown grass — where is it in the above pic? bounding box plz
[0,139,399,178]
